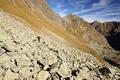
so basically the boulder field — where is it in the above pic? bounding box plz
[0,10,120,80]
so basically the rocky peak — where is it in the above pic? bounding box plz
[64,13,84,22]
[91,20,101,25]
[64,14,90,29]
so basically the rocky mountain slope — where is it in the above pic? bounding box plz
[0,0,120,79]
[23,0,120,65]
[0,0,107,63]
[63,14,120,64]
[91,21,120,51]
[0,9,120,80]
[27,0,64,25]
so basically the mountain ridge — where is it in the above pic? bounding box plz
[91,21,120,51]
[63,14,120,64]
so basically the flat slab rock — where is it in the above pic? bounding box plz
[0,11,120,80]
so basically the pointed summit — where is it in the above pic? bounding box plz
[64,13,84,21]
[91,20,101,25]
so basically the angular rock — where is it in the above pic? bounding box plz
[0,54,10,64]
[0,66,4,76]
[3,69,19,80]
[0,47,5,55]
[12,54,31,67]
[57,63,71,78]
[74,76,83,80]
[19,67,38,78]
[10,67,20,73]
[0,54,15,68]
[37,71,50,80]
[40,51,57,65]
[99,67,111,75]
[44,65,49,71]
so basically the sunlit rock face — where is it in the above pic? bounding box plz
[0,10,120,80]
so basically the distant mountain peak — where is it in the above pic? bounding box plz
[91,20,101,25]
[64,13,84,21]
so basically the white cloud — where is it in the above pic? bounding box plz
[81,13,120,22]
[76,10,120,22]
[103,12,120,16]
[59,9,70,16]
[61,9,69,13]
[92,9,120,17]
[92,0,111,7]
[56,3,65,9]
[49,0,120,22]
[59,13,66,17]
[81,15,100,22]
[100,0,109,6]
[73,7,104,15]
[68,0,85,5]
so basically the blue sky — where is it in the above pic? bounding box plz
[46,0,120,22]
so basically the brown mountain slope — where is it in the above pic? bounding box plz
[33,0,120,64]
[91,21,120,51]
[63,14,120,64]
[0,0,106,63]
[31,0,114,62]
[28,0,64,25]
